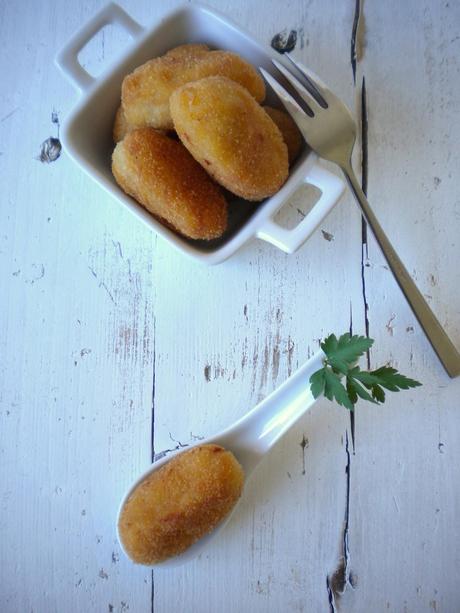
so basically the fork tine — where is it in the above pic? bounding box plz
[285,54,332,108]
[272,59,323,114]
[259,67,312,132]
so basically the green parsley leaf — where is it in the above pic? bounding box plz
[323,367,355,410]
[309,332,422,410]
[310,368,326,399]
[346,376,378,405]
[321,333,373,374]
[371,384,385,403]
[352,366,422,393]
[346,378,358,405]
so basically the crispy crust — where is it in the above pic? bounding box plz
[264,106,303,164]
[112,128,227,240]
[112,105,170,143]
[121,45,265,130]
[118,444,244,565]
[161,43,210,61]
[113,105,132,143]
[170,76,289,201]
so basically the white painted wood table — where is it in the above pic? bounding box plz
[1,1,459,611]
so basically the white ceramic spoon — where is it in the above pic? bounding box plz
[117,349,325,567]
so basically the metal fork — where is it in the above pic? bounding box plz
[260,57,460,378]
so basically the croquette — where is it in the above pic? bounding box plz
[113,105,169,143]
[264,106,303,164]
[170,76,289,201]
[112,128,227,240]
[113,105,132,143]
[118,444,245,565]
[121,45,265,130]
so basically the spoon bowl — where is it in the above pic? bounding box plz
[117,350,325,567]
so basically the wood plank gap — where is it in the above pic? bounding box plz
[360,76,371,369]
[325,6,368,604]
[326,431,354,603]
[349,301,356,452]
[350,0,362,84]
[326,575,337,613]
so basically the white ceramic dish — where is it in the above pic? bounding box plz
[55,2,345,265]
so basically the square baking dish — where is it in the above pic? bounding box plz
[56,2,345,265]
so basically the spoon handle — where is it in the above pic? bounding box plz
[219,351,324,468]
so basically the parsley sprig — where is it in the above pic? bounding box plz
[310,333,422,410]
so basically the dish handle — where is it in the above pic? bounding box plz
[55,2,144,93]
[256,162,345,254]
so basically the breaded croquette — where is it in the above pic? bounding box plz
[160,43,210,62]
[118,444,244,565]
[121,44,265,130]
[170,76,289,201]
[112,128,227,240]
[264,106,303,164]
[113,105,132,143]
[113,105,169,143]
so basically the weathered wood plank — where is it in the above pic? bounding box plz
[151,1,364,611]
[1,2,155,611]
[341,2,460,612]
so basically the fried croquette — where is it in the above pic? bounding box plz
[113,105,169,143]
[170,76,289,201]
[118,444,245,565]
[113,105,133,143]
[161,43,210,61]
[121,45,266,130]
[112,128,227,240]
[264,106,303,164]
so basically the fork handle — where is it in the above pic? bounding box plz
[342,163,460,378]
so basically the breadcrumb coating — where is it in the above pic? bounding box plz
[264,106,303,164]
[122,44,265,130]
[113,105,169,143]
[112,128,227,240]
[118,444,244,565]
[170,76,289,201]
[113,105,132,142]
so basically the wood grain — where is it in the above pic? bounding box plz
[0,1,459,612]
